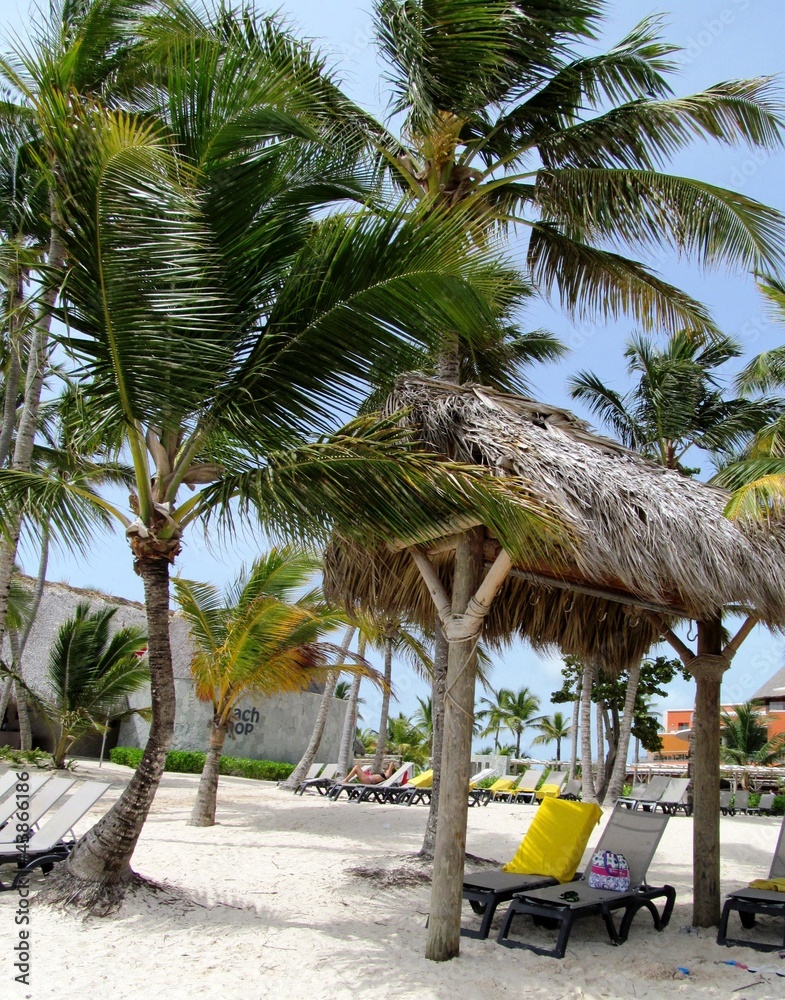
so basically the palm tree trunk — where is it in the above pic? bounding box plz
[188,720,227,827]
[337,644,363,777]
[280,625,355,790]
[0,220,64,656]
[580,665,597,803]
[15,683,32,752]
[373,633,394,771]
[0,678,12,733]
[604,659,642,804]
[595,699,606,793]
[568,692,580,781]
[421,620,447,859]
[38,557,176,913]
[425,528,484,962]
[0,263,25,466]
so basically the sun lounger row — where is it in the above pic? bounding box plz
[720,790,778,816]
[617,776,692,815]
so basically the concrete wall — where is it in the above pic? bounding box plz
[4,577,347,764]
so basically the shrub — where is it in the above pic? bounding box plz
[772,794,785,816]
[0,745,58,770]
[109,746,294,781]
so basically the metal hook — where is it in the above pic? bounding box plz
[597,610,608,623]
[564,598,574,614]
[530,591,540,606]
[630,616,640,628]
[687,622,697,642]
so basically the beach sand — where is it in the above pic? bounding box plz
[3,761,785,999]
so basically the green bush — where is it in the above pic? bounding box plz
[109,746,294,782]
[772,795,785,816]
[0,745,58,770]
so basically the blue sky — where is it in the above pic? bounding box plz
[2,1,785,751]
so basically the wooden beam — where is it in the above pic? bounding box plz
[502,567,685,617]
[724,615,758,659]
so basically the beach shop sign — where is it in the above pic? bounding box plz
[232,706,259,736]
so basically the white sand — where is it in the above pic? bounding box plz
[3,762,785,999]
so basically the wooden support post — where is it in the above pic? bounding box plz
[425,528,484,961]
[691,616,728,928]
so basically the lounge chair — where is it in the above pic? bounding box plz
[535,770,568,802]
[616,775,671,811]
[485,777,520,803]
[747,793,776,817]
[356,762,415,803]
[646,777,691,816]
[0,773,52,828]
[389,769,433,805]
[0,780,109,890]
[561,779,582,801]
[497,805,675,958]
[461,797,603,939]
[328,762,413,802]
[0,777,76,844]
[467,767,500,807]
[718,813,785,952]
[512,767,545,804]
[0,770,22,801]
[720,790,733,815]
[732,790,750,815]
[294,763,339,795]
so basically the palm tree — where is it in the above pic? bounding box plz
[1,4,529,910]
[373,1,785,348]
[386,712,431,768]
[370,2,785,960]
[568,332,772,473]
[478,685,543,758]
[720,701,785,770]
[413,696,434,746]
[3,601,150,767]
[476,686,510,751]
[531,711,572,762]
[174,547,368,826]
[0,0,146,659]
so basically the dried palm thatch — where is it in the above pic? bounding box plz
[324,378,785,670]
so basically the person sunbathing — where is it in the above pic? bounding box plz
[341,761,397,785]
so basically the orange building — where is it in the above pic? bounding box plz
[656,666,785,758]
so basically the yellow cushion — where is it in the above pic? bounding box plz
[502,798,603,882]
[535,783,561,801]
[409,770,433,788]
[749,877,785,892]
[488,778,516,794]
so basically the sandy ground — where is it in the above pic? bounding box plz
[2,761,785,1000]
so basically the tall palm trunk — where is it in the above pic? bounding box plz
[568,691,580,780]
[337,641,363,777]
[426,528,484,962]
[421,621,447,858]
[39,558,176,912]
[0,262,25,466]
[373,632,394,771]
[6,526,51,752]
[580,664,597,803]
[604,659,642,804]
[595,700,606,794]
[0,219,64,655]
[188,720,227,827]
[280,625,355,789]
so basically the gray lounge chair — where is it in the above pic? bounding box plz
[512,767,545,804]
[732,790,750,815]
[617,775,671,811]
[0,773,52,828]
[0,781,109,890]
[0,777,76,844]
[720,790,733,815]
[561,779,582,801]
[497,806,675,958]
[295,764,338,795]
[648,777,691,816]
[718,812,785,951]
[748,793,776,817]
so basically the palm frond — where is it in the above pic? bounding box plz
[526,223,718,334]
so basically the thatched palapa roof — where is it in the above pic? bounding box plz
[324,379,785,670]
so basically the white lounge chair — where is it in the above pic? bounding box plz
[0,780,110,890]
[0,773,52,827]
[0,777,76,844]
